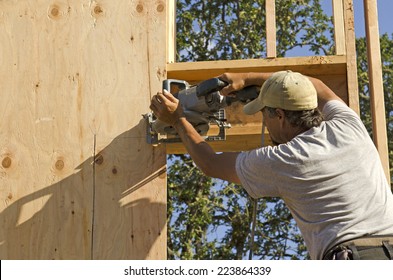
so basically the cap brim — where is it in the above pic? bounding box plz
[243,98,264,115]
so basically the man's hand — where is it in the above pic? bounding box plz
[149,90,185,125]
[218,73,249,96]
[218,72,271,96]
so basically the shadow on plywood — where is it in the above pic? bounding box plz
[0,121,167,259]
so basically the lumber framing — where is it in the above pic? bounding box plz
[363,0,390,183]
[333,0,346,55]
[343,0,360,114]
[265,0,277,58]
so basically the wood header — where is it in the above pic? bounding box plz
[166,56,347,83]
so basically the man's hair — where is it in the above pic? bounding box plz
[265,106,323,129]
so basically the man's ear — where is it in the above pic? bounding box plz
[275,108,286,128]
[275,108,285,120]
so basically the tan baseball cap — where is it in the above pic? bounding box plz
[243,70,318,115]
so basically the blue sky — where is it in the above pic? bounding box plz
[343,0,392,37]
[286,0,392,56]
[320,0,392,37]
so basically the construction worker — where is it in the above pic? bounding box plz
[150,70,393,260]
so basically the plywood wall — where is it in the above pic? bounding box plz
[0,0,167,259]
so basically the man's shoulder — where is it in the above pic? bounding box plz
[322,100,359,121]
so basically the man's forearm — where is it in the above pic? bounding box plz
[172,117,216,176]
[243,72,275,87]
[172,117,241,183]
[219,72,275,96]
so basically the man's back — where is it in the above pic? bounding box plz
[235,100,393,259]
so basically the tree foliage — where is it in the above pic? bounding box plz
[167,154,308,260]
[168,0,393,260]
[176,0,333,61]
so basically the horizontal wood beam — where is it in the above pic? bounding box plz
[166,132,271,154]
[166,55,347,83]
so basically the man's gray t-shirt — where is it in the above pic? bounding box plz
[235,100,393,259]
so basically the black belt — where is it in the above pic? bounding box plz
[323,235,393,260]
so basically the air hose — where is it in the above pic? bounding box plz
[248,122,266,260]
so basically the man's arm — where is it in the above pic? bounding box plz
[306,76,345,111]
[219,72,345,111]
[219,72,274,95]
[150,90,241,184]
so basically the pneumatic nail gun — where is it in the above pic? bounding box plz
[144,77,259,145]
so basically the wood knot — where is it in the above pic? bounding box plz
[48,5,60,19]
[136,4,144,13]
[94,5,103,15]
[156,2,165,13]
[2,157,12,169]
[48,4,70,20]
[112,167,118,175]
[51,6,59,17]
[92,4,104,18]
[94,154,104,165]
[55,159,64,171]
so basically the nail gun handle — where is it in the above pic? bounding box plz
[196,78,228,98]
[163,79,189,94]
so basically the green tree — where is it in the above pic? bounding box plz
[176,0,332,61]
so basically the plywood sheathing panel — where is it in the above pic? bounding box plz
[91,0,167,259]
[0,0,95,259]
[0,0,167,259]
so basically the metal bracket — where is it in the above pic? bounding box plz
[143,113,160,145]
